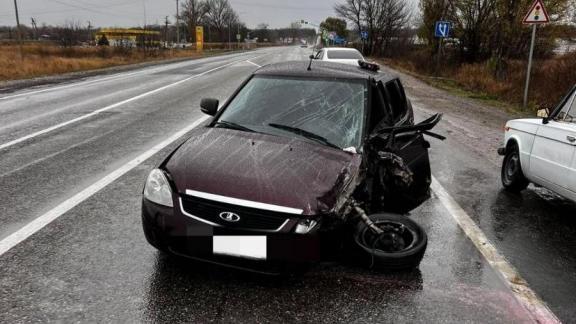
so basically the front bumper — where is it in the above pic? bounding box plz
[142,198,329,271]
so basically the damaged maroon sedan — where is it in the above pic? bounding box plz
[142,60,443,273]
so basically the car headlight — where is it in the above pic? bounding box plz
[143,169,173,207]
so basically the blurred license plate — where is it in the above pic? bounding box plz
[213,236,267,260]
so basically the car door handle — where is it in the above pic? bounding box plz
[568,135,576,143]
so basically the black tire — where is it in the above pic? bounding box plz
[501,143,529,192]
[353,213,427,271]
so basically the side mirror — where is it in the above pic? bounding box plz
[537,107,550,118]
[200,98,219,116]
[309,54,315,60]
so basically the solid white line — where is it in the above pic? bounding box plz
[185,189,303,214]
[0,56,260,152]
[0,51,258,101]
[0,69,156,101]
[0,115,209,257]
[430,176,561,324]
[245,60,262,68]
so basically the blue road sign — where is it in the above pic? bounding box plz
[434,21,451,38]
[360,31,368,40]
[334,36,346,45]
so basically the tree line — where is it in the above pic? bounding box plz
[180,0,243,43]
[334,0,573,66]
[178,0,316,43]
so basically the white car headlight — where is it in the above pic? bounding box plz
[143,169,173,207]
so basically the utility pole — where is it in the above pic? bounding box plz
[142,0,148,52]
[31,18,38,40]
[175,0,180,44]
[13,0,23,60]
[87,21,92,44]
[164,16,169,47]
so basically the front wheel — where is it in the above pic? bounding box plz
[353,213,427,271]
[501,144,529,192]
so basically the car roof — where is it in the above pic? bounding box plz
[253,61,396,83]
[323,47,360,52]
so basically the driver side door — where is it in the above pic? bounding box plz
[370,80,432,213]
[529,89,576,194]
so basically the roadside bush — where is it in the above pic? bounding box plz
[386,49,576,111]
[454,64,511,98]
[453,53,576,109]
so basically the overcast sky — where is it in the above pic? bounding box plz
[0,0,352,29]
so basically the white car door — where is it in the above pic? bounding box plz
[530,90,576,192]
[564,104,576,193]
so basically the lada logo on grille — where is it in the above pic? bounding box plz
[219,211,241,222]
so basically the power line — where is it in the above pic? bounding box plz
[232,0,331,12]
[43,0,131,18]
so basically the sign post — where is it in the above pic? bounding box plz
[434,21,451,75]
[360,31,368,54]
[522,0,550,109]
[195,26,204,52]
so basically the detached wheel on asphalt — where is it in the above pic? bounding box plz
[501,143,529,192]
[353,213,427,271]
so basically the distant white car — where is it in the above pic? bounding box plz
[499,86,576,202]
[314,47,365,66]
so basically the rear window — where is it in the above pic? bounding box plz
[326,50,363,60]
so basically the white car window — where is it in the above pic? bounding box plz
[556,91,576,122]
[565,94,576,123]
[326,50,364,60]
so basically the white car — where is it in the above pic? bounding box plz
[499,86,576,202]
[314,47,365,66]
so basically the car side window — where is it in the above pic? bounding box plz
[564,95,576,123]
[384,80,407,123]
[369,83,391,131]
[555,91,576,122]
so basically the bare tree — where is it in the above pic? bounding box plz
[181,0,207,42]
[335,0,363,34]
[335,0,412,55]
[205,0,235,42]
[58,20,83,47]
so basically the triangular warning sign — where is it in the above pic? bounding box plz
[523,0,550,24]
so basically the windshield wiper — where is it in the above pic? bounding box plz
[214,120,256,133]
[268,123,341,149]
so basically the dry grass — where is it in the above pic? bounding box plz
[384,51,576,111]
[0,43,253,82]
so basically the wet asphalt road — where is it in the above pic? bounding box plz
[0,46,575,323]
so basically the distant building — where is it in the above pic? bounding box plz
[95,28,160,47]
[555,39,576,55]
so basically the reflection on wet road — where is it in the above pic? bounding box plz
[0,46,574,322]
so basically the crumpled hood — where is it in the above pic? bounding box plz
[165,127,362,215]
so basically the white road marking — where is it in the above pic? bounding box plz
[0,115,209,257]
[0,52,258,101]
[0,69,159,101]
[431,176,561,324]
[0,56,262,152]
[246,60,262,68]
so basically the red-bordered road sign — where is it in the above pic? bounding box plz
[523,0,550,24]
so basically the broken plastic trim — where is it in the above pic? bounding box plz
[358,60,380,72]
